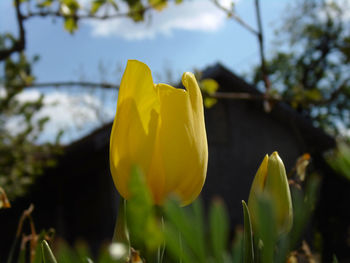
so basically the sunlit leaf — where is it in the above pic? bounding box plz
[200,78,219,95]
[126,166,163,253]
[204,97,218,108]
[91,0,106,14]
[37,0,54,8]
[64,17,78,34]
[41,240,58,263]
[327,143,350,181]
[148,0,167,11]
[107,0,119,11]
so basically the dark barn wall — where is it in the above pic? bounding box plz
[0,125,119,261]
[203,97,302,226]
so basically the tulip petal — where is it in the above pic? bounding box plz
[265,152,293,233]
[149,75,207,205]
[110,60,160,199]
[248,154,269,232]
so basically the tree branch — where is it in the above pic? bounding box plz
[212,91,263,100]
[212,0,258,36]
[0,0,26,61]
[23,9,138,20]
[8,81,119,89]
[22,4,155,21]
[254,0,270,94]
[210,78,350,105]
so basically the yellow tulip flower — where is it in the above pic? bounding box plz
[248,152,293,235]
[110,60,208,206]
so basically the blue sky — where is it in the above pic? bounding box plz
[1,0,292,143]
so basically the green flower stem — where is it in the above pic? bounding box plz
[113,197,131,258]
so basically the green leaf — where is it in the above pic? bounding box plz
[327,143,350,181]
[113,198,130,247]
[91,0,105,14]
[107,0,119,11]
[34,231,54,263]
[41,240,58,263]
[242,200,254,263]
[333,255,339,263]
[232,228,244,263]
[64,17,78,34]
[191,200,207,261]
[37,0,54,8]
[250,193,277,263]
[126,166,163,253]
[209,198,229,263]
[54,241,81,263]
[204,97,218,108]
[148,0,167,11]
[125,1,145,22]
[200,78,219,95]
[164,199,206,262]
[200,78,219,108]
[305,88,322,101]
[61,0,80,11]
[164,222,195,263]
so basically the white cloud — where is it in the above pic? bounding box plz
[86,0,238,40]
[6,89,116,144]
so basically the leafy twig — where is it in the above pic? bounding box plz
[0,0,26,61]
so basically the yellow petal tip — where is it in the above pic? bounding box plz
[271,151,279,157]
[181,72,196,89]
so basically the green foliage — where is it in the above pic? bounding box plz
[64,17,78,34]
[199,78,220,108]
[326,142,350,181]
[289,175,321,250]
[231,228,243,263]
[125,166,163,254]
[253,0,350,134]
[91,0,107,14]
[242,201,254,263]
[251,194,277,263]
[163,198,236,263]
[209,199,229,263]
[42,241,58,263]
[5,155,324,263]
[0,52,62,200]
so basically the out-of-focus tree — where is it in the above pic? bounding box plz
[0,43,63,199]
[0,0,181,200]
[253,0,350,135]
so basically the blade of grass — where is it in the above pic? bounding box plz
[41,241,58,263]
[210,198,229,263]
[242,201,254,263]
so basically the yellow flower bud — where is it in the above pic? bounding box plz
[248,152,293,235]
[110,60,208,206]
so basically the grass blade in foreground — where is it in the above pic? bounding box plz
[209,198,229,263]
[41,240,58,263]
[242,200,254,263]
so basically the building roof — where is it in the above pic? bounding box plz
[201,63,335,153]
